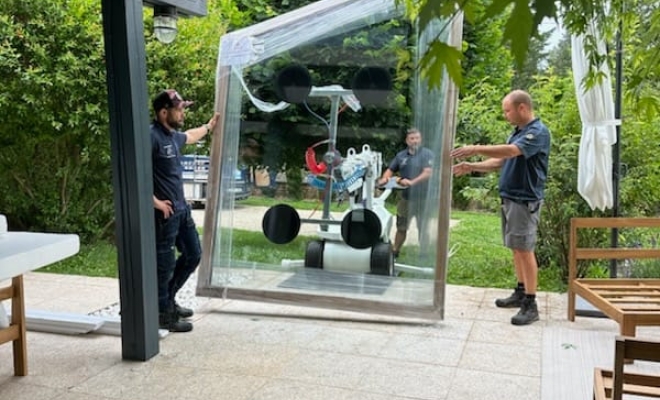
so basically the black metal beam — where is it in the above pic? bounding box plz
[101,0,159,361]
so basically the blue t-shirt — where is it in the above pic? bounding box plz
[151,120,188,209]
[499,118,551,202]
[388,147,434,200]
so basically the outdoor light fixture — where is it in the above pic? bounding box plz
[153,5,178,44]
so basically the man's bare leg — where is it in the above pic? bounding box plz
[514,249,537,295]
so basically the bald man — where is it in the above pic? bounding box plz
[450,90,551,326]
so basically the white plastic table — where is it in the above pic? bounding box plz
[0,215,80,376]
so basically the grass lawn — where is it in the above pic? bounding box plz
[40,200,567,292]
[448,210,565,292]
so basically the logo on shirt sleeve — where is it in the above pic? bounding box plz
[163,144,175,158]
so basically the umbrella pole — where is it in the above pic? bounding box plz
[610,18,623,278]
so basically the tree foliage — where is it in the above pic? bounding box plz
[546,33,572,76]
[406,0,660,117]
[460,3,512,91]
[0,0,113,240]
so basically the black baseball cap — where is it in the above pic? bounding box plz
[152,89,194,112]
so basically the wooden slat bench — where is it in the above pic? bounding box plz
[568,218,660,338]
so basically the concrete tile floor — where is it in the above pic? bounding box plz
[0,272,649,400]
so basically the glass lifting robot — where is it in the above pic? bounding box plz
[261,64,399,276]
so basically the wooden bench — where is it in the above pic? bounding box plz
[568,218,660,338]
[593,336,660,400]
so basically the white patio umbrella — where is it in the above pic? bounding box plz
[571,23,620,211]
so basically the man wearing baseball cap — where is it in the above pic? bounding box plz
[151,89,219,332]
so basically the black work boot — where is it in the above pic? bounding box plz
[175,302,194,319]
[511,297,539,326]
[495,287,525,308]
[159,311,193,333]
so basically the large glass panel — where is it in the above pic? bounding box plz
[198,0,461,319]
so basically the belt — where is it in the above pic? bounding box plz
[501,197,539,206]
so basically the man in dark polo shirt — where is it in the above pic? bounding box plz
[450,90,551,326]
[151,89,219,332]
[377,128,434,260]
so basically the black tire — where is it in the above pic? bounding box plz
[370,242,394,276]
[304,240,324,269]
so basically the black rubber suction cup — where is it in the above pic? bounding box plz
[275,64,312,104]
[262,204,301,244]
[352,66,392,106]
[341,209,382,249]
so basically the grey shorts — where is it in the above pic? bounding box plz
[396,198,424,232]
[396,198,411,231]
[500,198,542,251]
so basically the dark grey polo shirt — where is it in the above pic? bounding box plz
[499,118,551,203]
[388,147,434,200]
[151,120,187,209]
